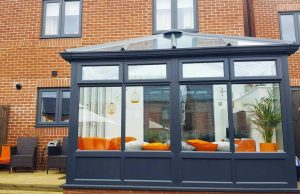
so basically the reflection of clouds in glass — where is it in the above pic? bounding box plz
[177,0,194,29]
[183,62,224,78]
[234,61,276,77]
[128,64,166,80]
[82,66,119,80]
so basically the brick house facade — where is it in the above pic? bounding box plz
[0,0,300,192]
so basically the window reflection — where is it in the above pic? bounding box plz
[234,61,277,77]
[45,3,60,35]
[180,85,229,152]
[64,1,80,34]
[78,87,122,150]
[126,86,170,151]
[41,91,57,122]
[128,64,167,80]
[232,83,283,152]
[177,0,194,29]
[82,66,119,81]
[61,91,70,122]
[182,62,224,78]
[156,0,172,31]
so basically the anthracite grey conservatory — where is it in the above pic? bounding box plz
[61,31,299,192]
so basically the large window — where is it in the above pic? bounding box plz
[180,85,229,152]
[42,0,81,38]
[37,88,70,126]
[232,83,283,152]
[153,0,198,33]
[78,87,122,150]
[125,86,170,151]
[76,59,285,153]
[279,12,300,42]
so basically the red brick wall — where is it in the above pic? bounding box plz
[0,0,245,169]
[252,0,300,86]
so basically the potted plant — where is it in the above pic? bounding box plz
[247,90,281,152]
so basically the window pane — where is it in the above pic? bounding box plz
[232,83,283,152]
[182,62,224,78]
[78,87,122,150]
[280,15,296,42]
[156,0,171,31]
[180,85,229,152]
[126,86,170,151]
[234,61,277,77]
[61,91,70,122]
[41,91,57,122]
[64,1,80,35]
[128,64,167,80]
[177,0,194,29]
[45,3,60,35]
[82,66,119,80]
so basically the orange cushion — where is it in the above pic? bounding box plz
[80,137,122,150]
[92,138,120,150]
[235,139,256,152]
[103,139,119,150]
[81,138,95,150]
[186,139,218,151]
[142,143,170,151]
[93,138,106,150]
[0,145,10,159]
[0,145,10,164]
[110,137,137,148]
[78,138,84,150]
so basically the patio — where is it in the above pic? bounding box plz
[0,170,64,193]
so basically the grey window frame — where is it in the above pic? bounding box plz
[152,0,199,34]
[36,88,70,127]
[41,0,82,38]
[279,12,300,43]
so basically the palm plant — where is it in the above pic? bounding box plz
[246,90,281,143]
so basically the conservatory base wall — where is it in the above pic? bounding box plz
[63,189,300,194]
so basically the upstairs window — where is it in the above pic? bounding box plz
[37,88,70,126]
[279,12,299,42]
[153,0,198,33]
[42,0,82,38]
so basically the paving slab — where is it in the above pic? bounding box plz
[0,170,64,192]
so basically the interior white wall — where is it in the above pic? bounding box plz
[104,87,122,139]
[125,87,144,141]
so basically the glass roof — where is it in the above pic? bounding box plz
[66,31,294,52]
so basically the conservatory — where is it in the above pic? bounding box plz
[61,31,299,191]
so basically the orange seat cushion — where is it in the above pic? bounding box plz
[142,143,170,151]
[81,138,95,150]
[110,137,136,144]
[78,138,84,150]
[0,145,10,164]
[93,138,106,150]
[235,139,256,152]
[79,137,123,150]
[186,139,218,151]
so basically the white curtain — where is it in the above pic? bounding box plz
[177,0,194,29]
[64,1,80,34]
[156,0,171,31]
[78,87,106,137]
[45,3,60,35]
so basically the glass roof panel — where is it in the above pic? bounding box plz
[66,31,294,52]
